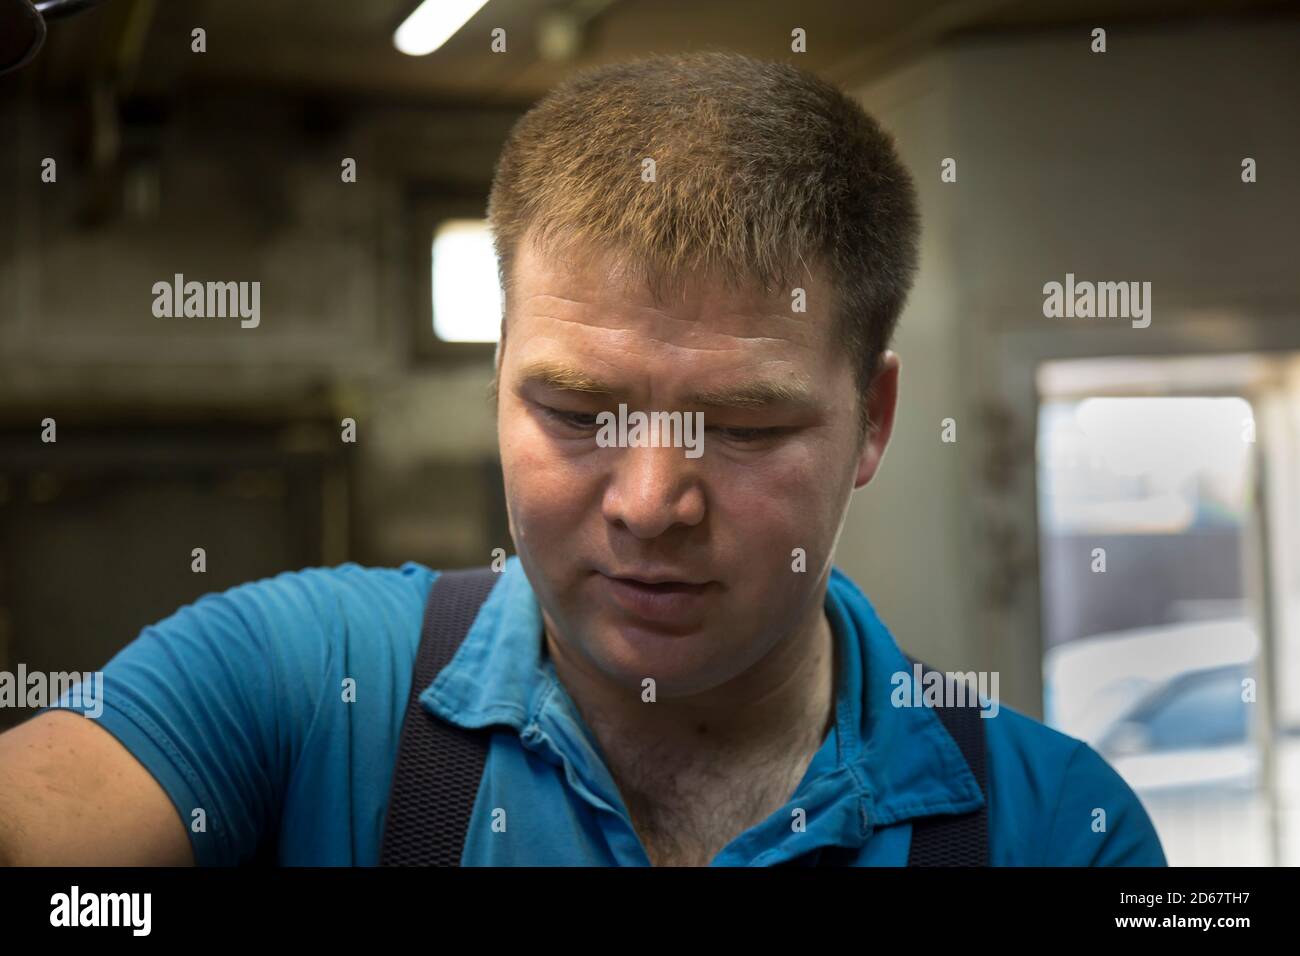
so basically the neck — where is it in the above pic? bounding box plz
[543,586,837,769]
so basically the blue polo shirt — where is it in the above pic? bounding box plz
[46,556,1166,866]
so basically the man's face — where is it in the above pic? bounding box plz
[496,238,896,698]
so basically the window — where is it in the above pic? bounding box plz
[431,219,502,343]
[1035,352,1300,865]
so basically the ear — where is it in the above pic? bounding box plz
[853,350,900,490]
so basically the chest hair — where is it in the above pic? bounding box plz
[611,731,820,866]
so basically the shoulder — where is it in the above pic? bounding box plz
[981,704,1167,866]
[113,562,441,699]
[168,561,439,646]
[199,561,439,620]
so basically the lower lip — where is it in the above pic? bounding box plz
[598,574,714,627]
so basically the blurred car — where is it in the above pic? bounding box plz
[1045,621,1300,864]
[1096,662,1255,791]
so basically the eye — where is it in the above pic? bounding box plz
[539,405,600,432]
[711,426,783,444]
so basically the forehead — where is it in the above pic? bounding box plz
[507,238,838,363]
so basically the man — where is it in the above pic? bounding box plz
[0,51,1165,867]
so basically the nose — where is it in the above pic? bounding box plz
[601,443,705,539]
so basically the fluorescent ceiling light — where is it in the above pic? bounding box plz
[394,0,490,56]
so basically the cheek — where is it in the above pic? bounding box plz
[711,442,838,554]
[500,412,596,539]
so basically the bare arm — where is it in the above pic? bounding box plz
[0,710,194,866]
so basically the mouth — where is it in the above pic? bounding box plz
[609,576,709,592]
[602,565,713,587]
[596,572,716,627]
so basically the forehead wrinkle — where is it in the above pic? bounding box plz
[522,292,599,310]
[565,308,821,348]
[520,309,811,355]
[520,286,822,343]
[630,301,824,343]
[621,332,804,354]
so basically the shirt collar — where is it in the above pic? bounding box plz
[422,557,984,837]
[824,566,985,826]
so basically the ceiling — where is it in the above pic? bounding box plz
[18,0,1298,107]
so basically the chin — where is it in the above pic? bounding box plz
[582,625,733,695]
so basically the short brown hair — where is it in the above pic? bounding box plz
[487,50,920,442]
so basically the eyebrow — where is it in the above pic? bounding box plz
[515,360,818,411]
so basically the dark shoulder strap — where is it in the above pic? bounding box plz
[379,587,989,866]
[379,566,500,866]
[904,656,989,866]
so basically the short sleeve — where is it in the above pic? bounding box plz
[41,568,352,865]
